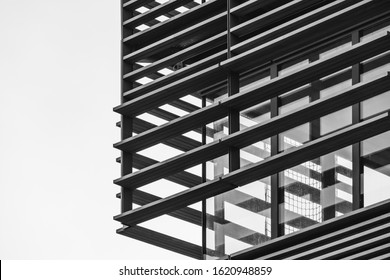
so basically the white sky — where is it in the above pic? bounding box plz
[0,0,189,259]
[2,0,390,261]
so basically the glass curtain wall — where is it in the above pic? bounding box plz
[205,18,390,258]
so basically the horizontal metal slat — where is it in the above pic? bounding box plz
[133,156,350,217]
[133,118,200,152]
[341,243,390,260]
[122,0,308,81]
[313,231,390,260]
[122,64,226,110]
[125,13,226,63]
[288,223,390,259]
[223,34,390,111]
[133,153,201,187]
[114,75,390,188]
[122,0,339,97]
[123,0,193,28]
[115,36,390,153]
[231,0,331,38]
[123,0,226,49]
[370,252,390,260]
[257,213,390,259]
[131,185,319,243]
[116,3,390,117]
[123,0,153,10]
[117,225,203,259]
[114,113,390,225]
[231,199,390,259]
[133,189,272,246]
[115,101,227,152]
[231,0,355,55]
[121,0,326,84]
[123,32,226,81]
[133,189,201,225]
[225,0,390,72]
[231,0,292,17]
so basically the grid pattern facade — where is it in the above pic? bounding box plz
[115,0,390,259]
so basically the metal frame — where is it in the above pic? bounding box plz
[115,34,390,152]
[116,0,390,259]
[115,113,390,225]
[230,199,390,260]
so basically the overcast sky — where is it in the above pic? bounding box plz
[0,0,190,259]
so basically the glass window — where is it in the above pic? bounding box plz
[205,179,272,259]
[319,37,351,60]
[361,131,390,206]
[279,123,310,152]
[361,52,390,83]
[240,100,271,129]
[320,107,352,136]
[279,59,309,77]
[139,214,202,247]
[279,146,353,236]
[361,21,390,43]
[361,91,390,120]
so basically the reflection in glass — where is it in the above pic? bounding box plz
[205,93,272,258]
[240,100,270,129]
[279,123,310,152]
[279,147,353,235]
[205,179,271,259]
[361,131,390,206]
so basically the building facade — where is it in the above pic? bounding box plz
[115,0,390,259]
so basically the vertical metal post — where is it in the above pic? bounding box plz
[213,0,240,256]
[121,117,133,213]
[309,54,321,140]
[352,30,363,209]
[228,73,240,171]
[321,155,336,221]
[270,63,280,238]
[201,96,207,258]
[308,54,337,221]
[120,2,134,213]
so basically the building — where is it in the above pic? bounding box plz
[114,0,390,259]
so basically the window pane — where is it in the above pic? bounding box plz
[279,147,353,235]
[361,91,390,120]
[320,107,352,136]
[361,131,390,206]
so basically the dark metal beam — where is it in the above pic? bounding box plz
[122,0,320,81]
[227,0,390,68]
[311,230,390,260]
[116,0,390,115]
[123,0,194,28]
[123,0,155,11]
[117,226,203,259]
[230,198,390,259]
[341,243,390,260]
[123,0,226,50]
[264,214,390,259]
[115,35,390,152]
[114,75,390,188]
[114,112,390,225]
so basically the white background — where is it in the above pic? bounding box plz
[0,0,189,259]
[2,260,388,280]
